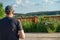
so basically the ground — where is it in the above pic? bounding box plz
[20,33,60,40]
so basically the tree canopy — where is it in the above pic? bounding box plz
[0,2,5,19]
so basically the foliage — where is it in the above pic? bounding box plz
[0,3,5,19]
[22,21,33,32]
[21,16,60,33]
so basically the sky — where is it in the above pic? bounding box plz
[0,0,60,13]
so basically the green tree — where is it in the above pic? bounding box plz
[0,2,5,19]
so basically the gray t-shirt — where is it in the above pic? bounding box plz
[0,17,23,40]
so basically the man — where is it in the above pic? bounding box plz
[0,5,25,40]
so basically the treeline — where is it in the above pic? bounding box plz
[27,11,60,16]
[15,11,60,17]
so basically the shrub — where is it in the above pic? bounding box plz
[22,21,31,32]
[56,21,60,32]
[21,16,60,33]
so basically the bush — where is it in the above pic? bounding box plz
[36,22,48,33]
[56,21,60,32]
[21,16,60,33]
[22,21,35,32]
[56,25,60,32]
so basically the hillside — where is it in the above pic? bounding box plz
[26,11,60,16]
[14,11,60,16]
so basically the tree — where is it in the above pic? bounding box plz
[0,2,5,19]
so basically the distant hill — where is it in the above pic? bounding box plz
[26,11,60,16]
[14,11,60,16]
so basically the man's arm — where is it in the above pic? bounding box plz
[17,20,25,39]
[18,30,25,39]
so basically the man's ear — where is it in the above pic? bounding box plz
[5,10,10,15]
[11,10,14,14]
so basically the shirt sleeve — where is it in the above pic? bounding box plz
[16,20,23,30]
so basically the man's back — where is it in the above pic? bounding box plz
[0,17,20,40]
[0,5,25,40]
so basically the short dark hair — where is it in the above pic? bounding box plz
[5,5,13,14]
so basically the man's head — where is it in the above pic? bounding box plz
[5,5,14,17]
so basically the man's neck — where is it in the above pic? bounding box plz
[6,15,13,18]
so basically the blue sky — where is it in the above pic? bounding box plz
[0,0,60,13]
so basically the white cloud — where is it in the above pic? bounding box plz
[53,0,59,1]
[45,0,48,3]
[13,4,17,7]
[50,0,56,4]
[25,0,30,4]
[12,4,17,10]
[50,1,54,4]
[22,0,31,8]
[16,0,22,5]
[13,0,40,10]
[13,0,22,6]
[13,0,22,9]
[53,0,60,3]
[45,0,55,4]
[25,0,37,6]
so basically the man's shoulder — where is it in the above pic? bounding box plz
[10,18,20,25]
[12,18,18,22]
